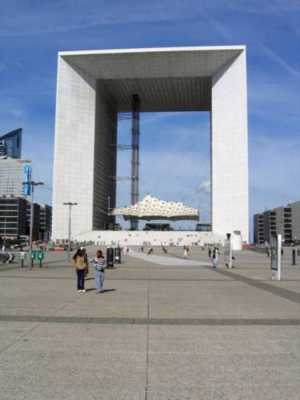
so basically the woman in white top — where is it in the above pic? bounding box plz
[90,250,106,293]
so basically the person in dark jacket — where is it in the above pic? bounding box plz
[73,249,88,293]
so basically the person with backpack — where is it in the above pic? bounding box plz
[73,248,88,293]
[90,250,106,293]
[80,247,89,277]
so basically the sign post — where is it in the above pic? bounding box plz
[270,234,282,280]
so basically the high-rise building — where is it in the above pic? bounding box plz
[0,196,52,241]
[52,46,249,242]
[254,202,297,244]
[0,158,31,198]
[0,128,50,242]
[0,196,28,238]
[253,214,264,244]
[0,158,28,197]
[26,203,41,242]
[290,201,300,242]
[0,129,22,159]
[39,204,52,241]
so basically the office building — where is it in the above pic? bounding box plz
[0,196,52,241]
[52,46,249,242]
[254,202,298,244]
[0,129,22,159]
[253,214,265,244]
[39,204,52,241]
[0,158,31,198]
[290,201,300,242]
[26,203,41,242]
[0,196,28,239]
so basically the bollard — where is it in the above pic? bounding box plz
[30,250,36,269]
[114,247,121,264]
[292,249,296,265]
[106,248,114,268]
[37,250,44,268]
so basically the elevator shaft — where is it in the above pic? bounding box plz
[130,94,140,230]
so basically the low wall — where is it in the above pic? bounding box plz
[75,230,225,247]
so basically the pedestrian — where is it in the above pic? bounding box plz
[208,247,212,259]
[147,247,153,255]
[73,248,88,293]
[80,247,89,277]
[183,246,188,258]
[212,247,219,269]
[90,250,106,293]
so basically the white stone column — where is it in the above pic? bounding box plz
[211,50,249,242]
[52,56,96,240]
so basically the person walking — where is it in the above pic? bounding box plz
[90,250,106,293]
[73,248,88,293]
[183,246,188,258]
[212,247,219,269]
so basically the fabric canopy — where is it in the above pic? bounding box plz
[111,195,199,221]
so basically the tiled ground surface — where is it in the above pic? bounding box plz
[0,247,300,399]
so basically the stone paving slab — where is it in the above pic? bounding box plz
[147,326,300,400]
[0,322,39,352]
[147,383,300,400]
[0,247,300,399]
[148,280,300,319]
[0,323,147,400]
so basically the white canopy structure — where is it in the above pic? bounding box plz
[111,195,199,221]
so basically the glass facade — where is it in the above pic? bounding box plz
[0,197,28,238]
[0,128,22,159]
[0,158,29,197]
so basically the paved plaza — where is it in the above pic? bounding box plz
[0,247,300,399]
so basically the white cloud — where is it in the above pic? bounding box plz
[196,180,210,194]
[0,1,202,37]
[259,43,300,79]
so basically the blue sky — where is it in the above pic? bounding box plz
[0,0,299,235]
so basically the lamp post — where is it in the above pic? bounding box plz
[3,215,7,250]
[24,181,44,268]
[63,202,78,261]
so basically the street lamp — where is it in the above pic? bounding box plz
[3,215,7,250]
[23,181,44,268]
[63,202,78,261]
